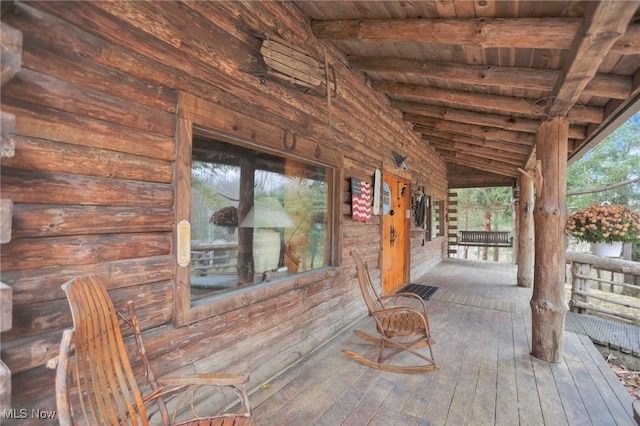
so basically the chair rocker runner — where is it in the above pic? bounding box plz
[54,275,254,425]
[344,251,438,374]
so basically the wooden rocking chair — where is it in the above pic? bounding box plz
[344,251,438,374]
[54,275,254,425]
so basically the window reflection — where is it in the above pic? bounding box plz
[190,134,332,300]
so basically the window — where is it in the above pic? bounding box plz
[190,133,332,301]
[174,92,340,325]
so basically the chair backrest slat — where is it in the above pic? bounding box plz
[62,275,148,425]
[351,252,385,314]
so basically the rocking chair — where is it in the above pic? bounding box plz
[344,251,438,374]
[54,275,254,425]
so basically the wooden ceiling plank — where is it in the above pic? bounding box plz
[312,18,579,49]
[547,1,638,116]
[611,23,640,55]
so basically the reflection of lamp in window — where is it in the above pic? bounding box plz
[239,197,294,274]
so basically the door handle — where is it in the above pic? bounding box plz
[390,225,396,247]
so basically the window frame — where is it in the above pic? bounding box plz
[174,92,342,326]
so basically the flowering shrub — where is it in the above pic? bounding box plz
[210,206,238,227]
[566,203,640,244]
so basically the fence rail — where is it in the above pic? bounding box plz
[566,251,640,324]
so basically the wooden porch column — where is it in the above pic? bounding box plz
[531,116,568,363]
[517,171,534,288]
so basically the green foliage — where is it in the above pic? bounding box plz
[567,114,640,211]
[456,187,513,231]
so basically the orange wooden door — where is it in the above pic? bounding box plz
[381,173,410,295]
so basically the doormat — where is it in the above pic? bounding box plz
[432,290,515,313]
[397,284,440,300]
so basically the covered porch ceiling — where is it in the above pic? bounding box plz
[295,1,640,188]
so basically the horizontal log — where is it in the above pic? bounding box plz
[2,102,176,161]
[22,40,177,113]
[419,130,531,155]
[3,136,173,183]
[1,168,174,207]
[7,280,171,343]
[349,56,630,100]
[449,174,516,188]
[431,142,524,166]
[11,204,174,239]
[391,100,586,139]
[7,2,316,144]
[572,289,640,310]
[566,251,640,275]
[439,152,519,178]
[568,300,639,323]
[7,366,57,412]
[373,81,604,124]
[313,18,580,49]
[407,113,535,146]
[0,233,171,271]
[429,139,526,162]
[2,255,175,306]
[2,69,176,137]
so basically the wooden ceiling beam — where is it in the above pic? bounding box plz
[351,57,631,99]
[417,128,531,155]
[438,151,520,178]
[373,81,604,124]
[548,2,638,116]
[391,100,586,139]
[430,140,525,165]
[407,113,534,146]
[448,172,516,189]
[313,18,580,49]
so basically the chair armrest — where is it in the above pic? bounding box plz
[54,329,75,426]
[381,292,429,313]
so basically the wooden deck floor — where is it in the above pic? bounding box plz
[251,259,636,425]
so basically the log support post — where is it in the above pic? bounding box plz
[531,116,568,363]
[517,171,534,287]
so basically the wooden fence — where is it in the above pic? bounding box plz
[566,251,640,323]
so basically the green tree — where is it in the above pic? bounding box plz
[456,186,513,260]
[567,113,640,211]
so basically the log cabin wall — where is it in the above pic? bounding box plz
[0,1,447,419]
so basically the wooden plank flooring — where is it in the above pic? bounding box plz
[251,259,636,425]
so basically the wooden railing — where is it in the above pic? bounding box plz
[566,251,640,323]
[457,231,513,247]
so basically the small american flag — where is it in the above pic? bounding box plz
[351,177,372,222]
